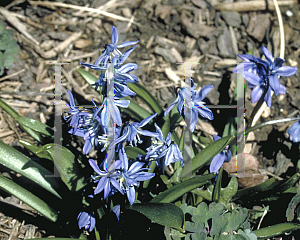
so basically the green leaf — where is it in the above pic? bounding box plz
[76,68,98,86]
[124,146,145,160]
[43,143,87,192]
[286,192,300,221]
[150,173,215,203]
[122,96,152,120]
[127,82,164,115]
[225,208,249,232]
[0,141,62,199]
[220,176,238,205]
[19,140,52,160]
[181,135,235,177]
[0,98,53,143]
[0,175,58,222]
[213,167,223,203]
[210,215,228,236]
[233,177,275,200]
[253,223,300,239]
[127,203,185,232]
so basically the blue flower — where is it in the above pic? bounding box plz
[164,78,214,132]
[115,113,158,146]
[89,158,122,199]
[94,95,130,127]
[118,146,155,205]
[80,58,138,98]
[233,47,297,96]
[261,46,297,95]
[209,135,232,173]
[77,211,96,232]
[288,121,300,143]
[94,26,138,66]
[145,123,184,171]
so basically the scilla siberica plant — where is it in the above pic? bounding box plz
[1,25,300,240]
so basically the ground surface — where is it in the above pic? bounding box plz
[0,0,300,239]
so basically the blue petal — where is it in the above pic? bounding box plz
[138,112,158,127]
[195,105,214,120]
[268,74,280,96]
[111,26,119,44]
[128,161,145,173]
[210,153,226,173]
[264,88,272,108]
[89,159,102,175]
[103,180,111,199]
[117,40,139,48]
[164,98,178,117]
[261,46,274,63]
[119,46,137,64]
[250,85,264,103]
[288,121,300,143]
[244,72,262,86]
[195,85,213,102]
[112,205,121,221]
[273,66,298,77]
[127,186,136,205]
[119,63,138,73]
[80,61,106,71]
[95,177,107,195]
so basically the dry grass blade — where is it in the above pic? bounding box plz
[0,7,39,45]
[214,0,297,12]
[28,1,141,26]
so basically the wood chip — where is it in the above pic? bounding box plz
[0,7,39,46]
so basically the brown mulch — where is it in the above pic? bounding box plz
[0,0,299,239]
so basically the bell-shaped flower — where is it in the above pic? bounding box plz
[164,78,214,132]
[77,211,96,232]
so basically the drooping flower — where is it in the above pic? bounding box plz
[94,26,138,66]
[164,78,213,132]
[118,146,155,205]
[115,112,158,146]
[209,135,232,173]
[288,121,300,143]
[77,211,96,232]
[112,205,121,221]
[145,123,184,171]
[89,158,122,199]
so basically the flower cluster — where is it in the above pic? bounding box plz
[233,46,297,107]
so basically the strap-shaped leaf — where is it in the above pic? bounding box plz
[43,143,87,192]
[127,82,164,115]
[122,96,152,120]
[181,135,235,177]
[19,139,52,160]
[253,223,300,239]
[0,141,62,199]
[126,203,185,233]
[213,167,223,203]
[0,98,53,143]
[76,68,98,87]
[0,175,58,222]
[125,146,145,159]
[151,173,215,203]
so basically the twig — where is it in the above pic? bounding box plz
[0,69,25,82]
[214,0,297,12]
[28,1,141,26]
[0,7,39,45]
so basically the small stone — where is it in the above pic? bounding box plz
[217,27,234,57]
[221,11,241,27]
